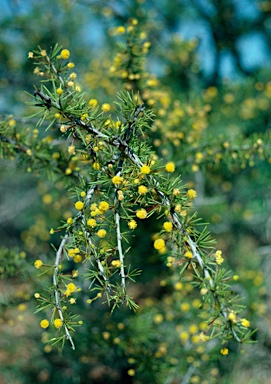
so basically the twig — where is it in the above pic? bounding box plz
[115,209,126,292]
[79,185,111,289]
[53,233,75,350]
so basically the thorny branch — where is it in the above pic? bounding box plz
[53,233,75,349]
[35,89,241,343]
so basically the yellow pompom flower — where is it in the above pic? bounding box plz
[185,251,193,259]
[165,162,175,173]
[87,218,97,228]
[138,185,148,195]
[228,312,236,322]
[220,348,229,356]
[75,201,84,210]
[136,208,148,219]
[72,270,78,278]
[68,248,80,258]
[56,88,63,95]
[90,203,97,211]
[89,99,98,108]
[111,260,122,267]
[215,250,224,265]
[99,201,110,212]
[67,283,77,293]
[116,26,125,34]
[74,255,82,263]
[68,145,76,155]
[102,103,111,112]
[67,62,75,68]
[117,190,124,201]
[40,319,49,329]
[128,220,137,229]
[112,175,123,185]
[127,369,135,377]
[69,72,77,79]
[241,318,250,328]
[60,125,68,133]
[163,221,173,232]
[175,282,183,290]
[93,162,100,170]
[34,260,43,269]
[173,188,180,196]
[60,49,70,59]
[154,238,165,250]
[140,165,151,174]
[53,319,63,329]
[67,217,73,225]
[97,229,107,238]
[187,189,197,199]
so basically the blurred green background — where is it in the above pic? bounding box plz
[0,0,271,383]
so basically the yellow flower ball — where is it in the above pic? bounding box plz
[111,260,121,267]
[68,145,76,155]
[67,283,77,293]
[102,103,111,112]
[138,185,148,195]
[165,162,175,173]
[116,26,125,34]
[99,201,110,212]
[163,221,173,232]
[187,189,197,199]
[220,348,229,356]
[154,238,165,250]
[89,99,98,108]
[241,318,250,328]
[87,218,97,228]
[185,251,193,259]
[128,220,137,229]
[40,319,49,329]
[60,49,70,59]
[228,312,236,322]
[53,318,63,329]
[97,229,107,238]
[140,165,151,174]
[153,314,164,324]
[136,208,148,219]
[34,260,43,269]
[112,175,123,185]
[93,162,100,170]
[74,255,82,263]
[127,369,135,377]
[75,201,84,210]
